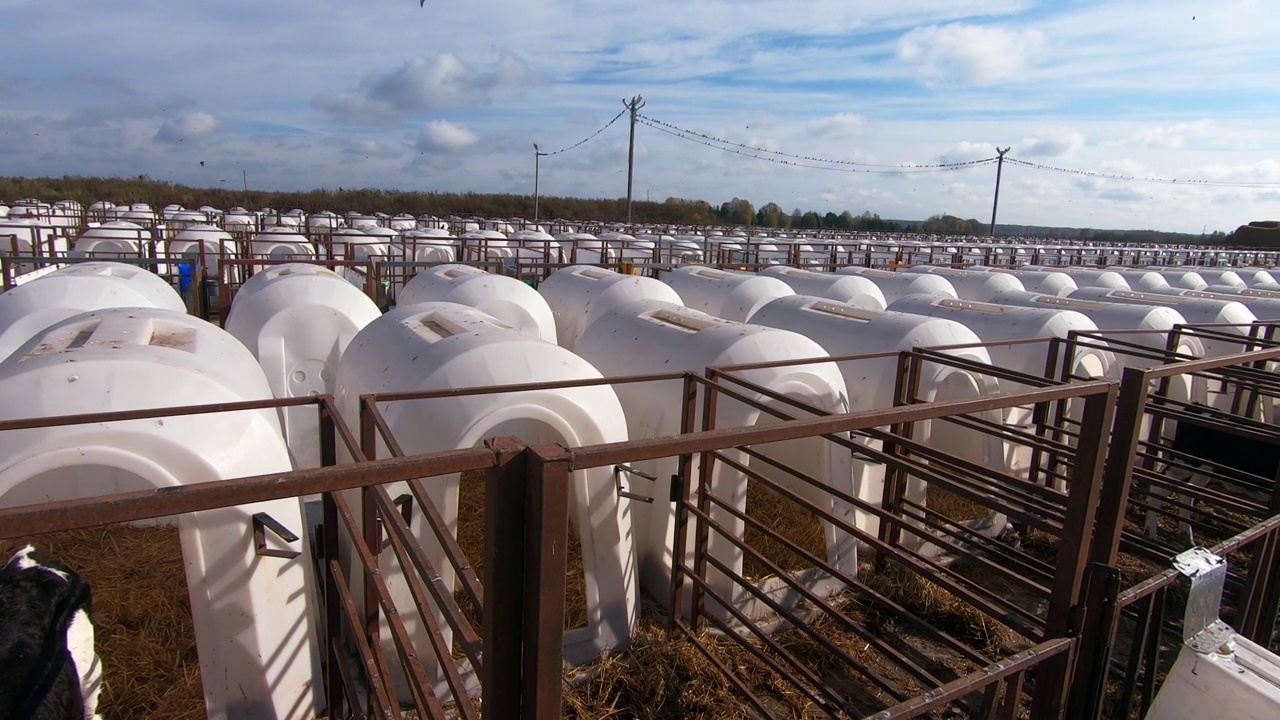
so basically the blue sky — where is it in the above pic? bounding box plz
[1,0,1277,233]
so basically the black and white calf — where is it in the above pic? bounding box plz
[1145,404,1280,540]
[0,545,103,720]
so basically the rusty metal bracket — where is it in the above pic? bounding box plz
[252,512,302,559]
[614,464,656,504]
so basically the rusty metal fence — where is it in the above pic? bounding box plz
[1,334,1279,718]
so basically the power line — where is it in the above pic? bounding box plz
[638,117,996,174]
[639,114,994,170]
[1005,157,1280,188]
[542,108,628,156]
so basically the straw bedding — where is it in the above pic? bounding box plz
[1,525,204,720]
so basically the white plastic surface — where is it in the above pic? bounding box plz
[835,266,959,302]
[1238,269,1280,288]
[1145,633,1280,720]
[1189,268,1246,289]
[990,290,1200,357]
[887,294,1113,482]
[398,229,457,264]
[250,228,315,268]
[537,265,683,350]
[1023,266,1131,291]
[663,265,794,322]
[226,264,381,467]
[0,220,65,272]
[750,295,1007,541]
[1142,267,1210,290]
[0,308,318,720]
[888,294,1111,380]
[169,225,235,276]
[1143,286,1280,321]
[760,266,888,310]
[1110,269,1174,291]
[0,262,186,362]
[901,266,1026,302]
[1067,287,1259,357]
[334,302,636,699]
[73,221,149,258]
[397,263,557,343]
[997,269,1078,297]
[575,299,855,618]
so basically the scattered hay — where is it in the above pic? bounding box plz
[562,595,813,719]
[742,480,828,581]
[925,485,993,523]
[455,469,588,633]
[861,562,1026,657]
[2,525,204,720]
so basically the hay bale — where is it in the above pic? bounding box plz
[2,525,204,720]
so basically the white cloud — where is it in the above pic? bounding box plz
[415,120,480,154]
[315,51,547,125]
[897,23,1044,85]
[1018,131,1085,158]
[1122,120,1214,149]
[937,141,996,164]
[154,111,221,144]
[807,113,865,138]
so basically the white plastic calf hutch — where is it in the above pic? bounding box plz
[1109,269,1174,292]
[73,221,150,258]
[1186,268,1246,290]
[748,295,1006,543]
[574,299,855,620]
[250,228,316,269]
[989,290,1206,410]
[168,225,235,276]
[760,266,888,311]
[975,268,1078,297]
[901,266,1026,302]
[990,290,1200,359]
[0,262,187,362]
[537,265,683,351]
[1067,287,1258,358]
[0,307,319,720]
[887,294,1112,383]
[398,229,458,264]
[0,219,64,273]
[225,263,381,468]
[1023,266,1131,291]
[662,265,794,322]
[397,263,557,343]
[1143,287,1280,322]
[1144,548,1280,720]
[333,302,637,700]
[835,266,959,303]
[1141,267,1210,290]
[886,295,1114,484]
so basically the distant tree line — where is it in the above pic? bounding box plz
[0,175,1237,244]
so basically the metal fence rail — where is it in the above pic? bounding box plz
[2,330,1280,718]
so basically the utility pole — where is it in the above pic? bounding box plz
[625,94,645,227]
[533,143,548,223]
[990,147,1010,237]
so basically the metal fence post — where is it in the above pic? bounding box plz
[522,444,572,719]
[482,437,529,719]
[1032,385,1115,719]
